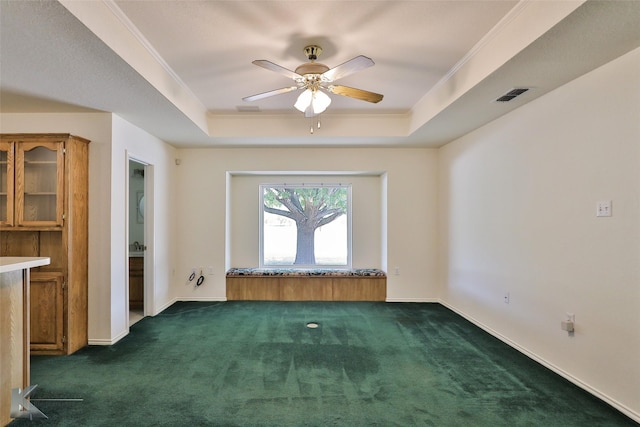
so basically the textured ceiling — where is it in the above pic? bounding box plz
[1,1,639,148]
[113,0,514,113]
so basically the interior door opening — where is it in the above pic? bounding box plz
[128,159,146,326]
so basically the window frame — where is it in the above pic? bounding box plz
[259,183,352,269]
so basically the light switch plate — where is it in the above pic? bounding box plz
[596,200,612,217]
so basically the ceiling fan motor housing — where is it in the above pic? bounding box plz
[295,45,330,78]
[295,62,330,76]
[304,45,322,61]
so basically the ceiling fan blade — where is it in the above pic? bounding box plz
[322,55,375,82]
[328,85,383,103]
[242,86,299,102]
[252,60,301,80]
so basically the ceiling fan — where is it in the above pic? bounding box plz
[243,45,383,118]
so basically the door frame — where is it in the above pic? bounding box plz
[126,152,154,326]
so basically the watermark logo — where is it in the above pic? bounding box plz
[11,385,48,420]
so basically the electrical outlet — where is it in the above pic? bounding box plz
[504,292,510,304]
[394,267,400,275]
[563,312,576,334]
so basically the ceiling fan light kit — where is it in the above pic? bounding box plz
[243,45,384,133]
[294,88,331,115]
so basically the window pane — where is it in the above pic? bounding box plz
[261,185,350,268]
[263,212,296,265]
[314,215,347,265]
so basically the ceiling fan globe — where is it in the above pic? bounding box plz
[294,88,331,116]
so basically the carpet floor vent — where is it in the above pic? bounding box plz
[495,88,530,102]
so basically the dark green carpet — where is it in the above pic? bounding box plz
[10,302,636,426]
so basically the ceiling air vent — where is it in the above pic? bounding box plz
[495,88,529,102]
[236,105,261,112]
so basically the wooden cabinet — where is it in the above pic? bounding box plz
[129,257,144,310]
[0,141,15,226]
[29,272,64,352]
[16,140,64,227]
[0,268,29,427]
[1,258,50,425]
[0,134,89,355]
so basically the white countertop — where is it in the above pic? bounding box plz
[0,257,51,273]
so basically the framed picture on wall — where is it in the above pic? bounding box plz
[137,192,145,223]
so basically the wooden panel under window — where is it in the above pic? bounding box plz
[332,277,386,301]
[227,275,387,301]
[282,277,333,301]
[226,277,282,300]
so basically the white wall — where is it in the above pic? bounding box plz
[0,112,114,342]
[438,47,640,420]
[173,148,438,302]
[111,115,177,334]
[0,113,177,345]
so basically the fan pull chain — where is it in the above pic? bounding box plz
[309,116,322,134]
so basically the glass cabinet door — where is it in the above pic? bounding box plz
[16,141,64,227]
[0,141,14,226]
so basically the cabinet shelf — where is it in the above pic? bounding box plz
[24,192,57,196]
[0,226,62,232]
[24,161,57,165]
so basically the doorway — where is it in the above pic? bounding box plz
[128,159,146,326]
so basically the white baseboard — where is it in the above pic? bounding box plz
[176,296,228,302]
[88,328,128,346]
[438,299,640,424]
[88,298,223,346]
[150,296,226,316]
[153,297,178,315]
[385,297,439,303]
[87,338,113,346]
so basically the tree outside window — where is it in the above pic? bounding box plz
[261,184,351,268]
